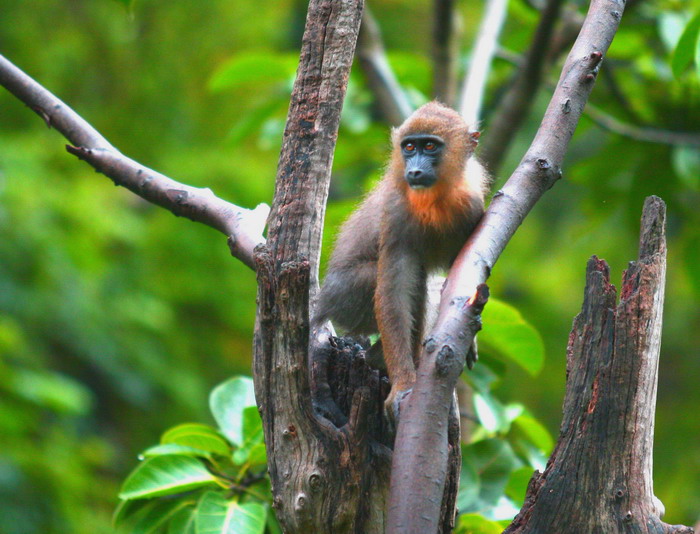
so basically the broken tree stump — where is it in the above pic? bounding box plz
[504,196,693,534]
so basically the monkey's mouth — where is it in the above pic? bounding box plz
[406,178,437,190]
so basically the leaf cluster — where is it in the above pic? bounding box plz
[115,377,279,534]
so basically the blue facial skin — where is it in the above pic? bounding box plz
[401,134,445,189]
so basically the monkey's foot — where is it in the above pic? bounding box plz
[384,387,412,433]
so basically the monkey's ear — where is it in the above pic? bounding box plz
[468,130,481,148]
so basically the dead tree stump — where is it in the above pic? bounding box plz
[504,196,693,534]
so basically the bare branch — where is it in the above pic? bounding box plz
[458,0,509,125]
[432,0,462,107]
[479,0,565,174]
[388,0,627,530]
[585,102,700,147]
[0,54,267,270]
[356,5,413,125]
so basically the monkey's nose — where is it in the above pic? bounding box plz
[407,169,423,180]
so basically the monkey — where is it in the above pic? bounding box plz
[314,101,488,411]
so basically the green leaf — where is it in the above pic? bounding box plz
[505,466,535,507]
[227,97,288,147]
[232,406,265,466]
[265,507,283,534]
[168,504,197,534]
[472,399,523,435]
[514,440,549,472]
[473,393,507,433]
[455,513,504,534]
[142,443,213,459]
[479,298,545,376]
[513,413,554,454]
[672,146,700,190]
[210,377,257,447]
[209,52,297,92]
[462,364,499,394]
[658,12,691,52]
[461,439,522,512]
[162,423,231,457]
[244,443,267,470]
[116,499,193,534]
[457,453,480,512]
[671,12,700,78]
[114,498,151,527]
[119,455,218,500]
[195,491,267,534]
[10,369,92,415]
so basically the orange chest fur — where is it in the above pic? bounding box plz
[405,181,471,231]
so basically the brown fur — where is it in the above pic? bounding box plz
[315,101,489,400]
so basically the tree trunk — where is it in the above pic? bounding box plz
[504,197,693,534]
[252,0,462,531]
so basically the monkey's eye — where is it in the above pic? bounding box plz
[404,142,416,152]
[425,142,436,151]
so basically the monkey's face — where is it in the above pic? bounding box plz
[400,134,444,189]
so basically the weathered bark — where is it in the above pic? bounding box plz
[504,197,693,534]
[253,1,460,532]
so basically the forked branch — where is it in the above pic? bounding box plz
[388,0,628,531]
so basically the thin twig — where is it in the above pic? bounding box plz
[0,54,267,270]
[458,0,509,125]
[356,5,413,126]
[432,0,462,107]
[585,102,700,147]
[479,0,565,174]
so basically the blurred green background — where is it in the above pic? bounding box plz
[0,0,698,532]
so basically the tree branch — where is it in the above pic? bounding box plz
[0,54,267,270]
[479,0,565,174]
[458,0,509,125]
[585,102,700,147]
[356,5,413,126]
[432,0,462,107]
[388,0,626,531]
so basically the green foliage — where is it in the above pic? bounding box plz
[479,298,545,376]
[1,0,700,531]
[671,12,700,78]
[115,377,277,534]
[454,302,552,525]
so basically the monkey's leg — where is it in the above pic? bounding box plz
[375,246,422,410]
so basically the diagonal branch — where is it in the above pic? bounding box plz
[479,0,565,174]
[432,0,462,107]
[356,5,413,126]
[0,54,267,270]
[388,0,627,531]
[458,0,509,125]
